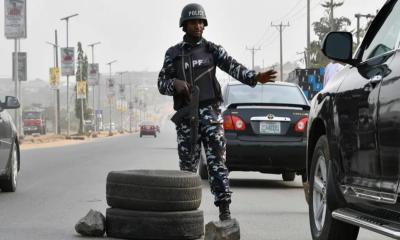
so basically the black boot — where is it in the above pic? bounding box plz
[219,202,231,221]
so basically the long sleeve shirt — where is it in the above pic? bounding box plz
[158,38,257,96]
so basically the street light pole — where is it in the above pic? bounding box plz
[118,71,127,133]
[45,40,59,134]
[61,13,78,137]
[106,60,117,136]
[129,80,133,133]
[88,41,101,132]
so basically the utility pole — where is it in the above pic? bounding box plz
[106,60,117,136]
[79,58,85,134]
[17,40,22,137]
[355,13,375,47]
[306,0,311,68]
[13,39,19,134]
[245,46,261,70]
[55,30,60,134]
[129,80,133,133]
[46,37,59,134]
[60,13,78,137]
[88,41,101,132]
[271,22,290,82]
[330,0,334,31]
[118,71,127,133]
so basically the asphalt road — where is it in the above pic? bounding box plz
[0,120,392,240]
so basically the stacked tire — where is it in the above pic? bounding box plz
[106,170,204,239]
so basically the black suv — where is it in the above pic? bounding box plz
[0,96,21,192]
[305,0,400,239]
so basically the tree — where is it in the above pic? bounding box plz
[308,1,352,68]
[74,42,91,134]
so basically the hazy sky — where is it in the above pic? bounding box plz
[0,0,386,82]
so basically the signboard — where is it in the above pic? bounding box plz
[117,99,128,112]
[49,67,60,89]
[77,81,87,99]
[87,63,99,86]
[4,0,27,39]
[61,47,75,76]
[107,78,115,97]
[95,109,103,118]
[12,52,26,81]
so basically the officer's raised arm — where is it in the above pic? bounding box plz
[209,43,277,86]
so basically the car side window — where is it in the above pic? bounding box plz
[362,1,400,62]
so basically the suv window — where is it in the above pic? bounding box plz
[362,1,400,61]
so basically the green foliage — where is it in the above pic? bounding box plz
[74,42,91,134]
[308,1,352,68]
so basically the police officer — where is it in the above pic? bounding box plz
[158,3,277,221]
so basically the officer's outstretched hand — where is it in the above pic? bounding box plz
[174,79,190,96]
[255,70,278,84]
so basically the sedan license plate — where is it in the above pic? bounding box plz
[260,121,281,134]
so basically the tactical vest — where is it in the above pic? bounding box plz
[172,43,222,110]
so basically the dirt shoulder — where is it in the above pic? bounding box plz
[20,131,134,150]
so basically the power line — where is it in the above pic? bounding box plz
[261,31,279,48]
[274,0,304,22]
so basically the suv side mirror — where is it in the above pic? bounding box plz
[3,96,20,109]
[322,32,357,66]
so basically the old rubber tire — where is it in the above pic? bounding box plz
[106,208,204,240]
[107,170,202,211]
[309,135,359,240]
[282,172,295,182]
[0,142,18,192]
[199,147,208,180]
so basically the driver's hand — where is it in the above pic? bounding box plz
[255,70,277,84]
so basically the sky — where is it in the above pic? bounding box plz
[0,0,386,82]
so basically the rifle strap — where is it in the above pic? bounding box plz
[193,66,215,83]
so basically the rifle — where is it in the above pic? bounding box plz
[171,85,199,158]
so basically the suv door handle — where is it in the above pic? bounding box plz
[369,75,383,84]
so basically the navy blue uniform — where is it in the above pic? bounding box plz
[158,36,257,206]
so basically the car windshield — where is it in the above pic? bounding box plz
[142,121,154,125]
[226,84,307,106]
[23,112,41,120]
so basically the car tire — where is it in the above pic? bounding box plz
[282,172,296,182]
[309,135,359,240]
[0,142,18,192]
[199,148,208,180]
[140,133,142,138]
[106,208,204,240]
[106,170,202,211]
[154,134,157,138]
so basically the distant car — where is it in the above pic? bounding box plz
[199,81,310,181]
[104,122,116,132]
[0,96,21,192]
[140,121,157,138]
[84,120,95,133]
